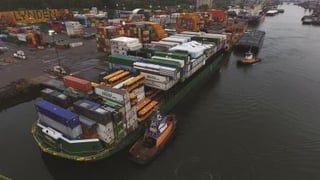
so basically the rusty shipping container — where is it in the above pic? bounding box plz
[63,76,92,93]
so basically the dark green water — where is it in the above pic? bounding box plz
[1,4,320,180]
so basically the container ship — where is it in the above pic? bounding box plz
[31,29,231,161]
[228,3,264,25]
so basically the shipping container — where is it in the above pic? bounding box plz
[96,122,115,144]
[207,9,226,22]
[63,76,92,93]
[151,56,185,68]
[105,71,130,86]
[154,51,190,64]
[129,93,138,106]
[41,88,72,108]
[140,72,170,83]
[161,36,189,44]
[112,77,134,89]
[79,115,98,139]
[103,70,125,82]
[133,62,178,79]
[103,106,123,123]
[136,92,145,103]
[38,112,82,139]
[144,79,178,90]
[65,21,83,37]
[123,74,145,92]
[73,99,101,118]
[73,99,112,124]
[131,85,145,95]
[94,85,130,104]
[92,108,113,124]
[35,100,80,129]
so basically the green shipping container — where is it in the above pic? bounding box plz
[107,54,141,67]
[154,51,190,64]
[144,57,181,68]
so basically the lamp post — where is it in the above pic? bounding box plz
[48,30,61,67]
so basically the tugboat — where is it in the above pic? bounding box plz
[128,111,177,165]
[237,50,261,65]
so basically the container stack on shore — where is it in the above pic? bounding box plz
[110,37,142,55]
[96,26,119,54]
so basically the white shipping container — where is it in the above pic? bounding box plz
[127,108,138,129]
[96,122,115,143]
[162,37,189,44]
[127,43,143,51]
[110,37,140,46]
[69,42,83,48]
[95,85,129,104]
[180,31,204,36]
[125,106,137,122]
[144,79,178,90]
[191,55,205,68]
[152,41,179,48]
[169,35,191,42]
[113,77,134,89]
[133,62,178,78]
[124,101,131,113]
[38,113,82,139]
[151,56,185,68]
[141,72,170,83]
[136,92,145,103]
[17,33,27,42]
[65,21,83,36]
[131,85,144,95]
[126,113,138,129]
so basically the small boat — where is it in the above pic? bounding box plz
[266,10,278,16]
[237,50,261,65]
[301,16,314,25]
[128,112,177,165]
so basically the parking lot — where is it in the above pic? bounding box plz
[0,32,107,88]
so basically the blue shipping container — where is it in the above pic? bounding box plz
[35,100,80,129]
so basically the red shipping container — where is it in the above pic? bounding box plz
[207,9,226,22]
[63,76,92,92]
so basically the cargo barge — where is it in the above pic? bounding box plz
[234,30,265,53]
[31,31,228,162]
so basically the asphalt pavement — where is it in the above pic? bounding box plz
[0,33,106,88]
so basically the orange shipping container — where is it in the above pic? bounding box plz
[63,75,92,92]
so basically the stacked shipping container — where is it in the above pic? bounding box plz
[35,100,83,139]
[96,26,119,54]
[110,37,142,55]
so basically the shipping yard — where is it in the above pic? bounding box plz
[2,1,320,179]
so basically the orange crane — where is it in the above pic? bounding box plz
[176,13,201,32]
[26,30,45,48]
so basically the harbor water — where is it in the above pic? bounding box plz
[1,4,320,180]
